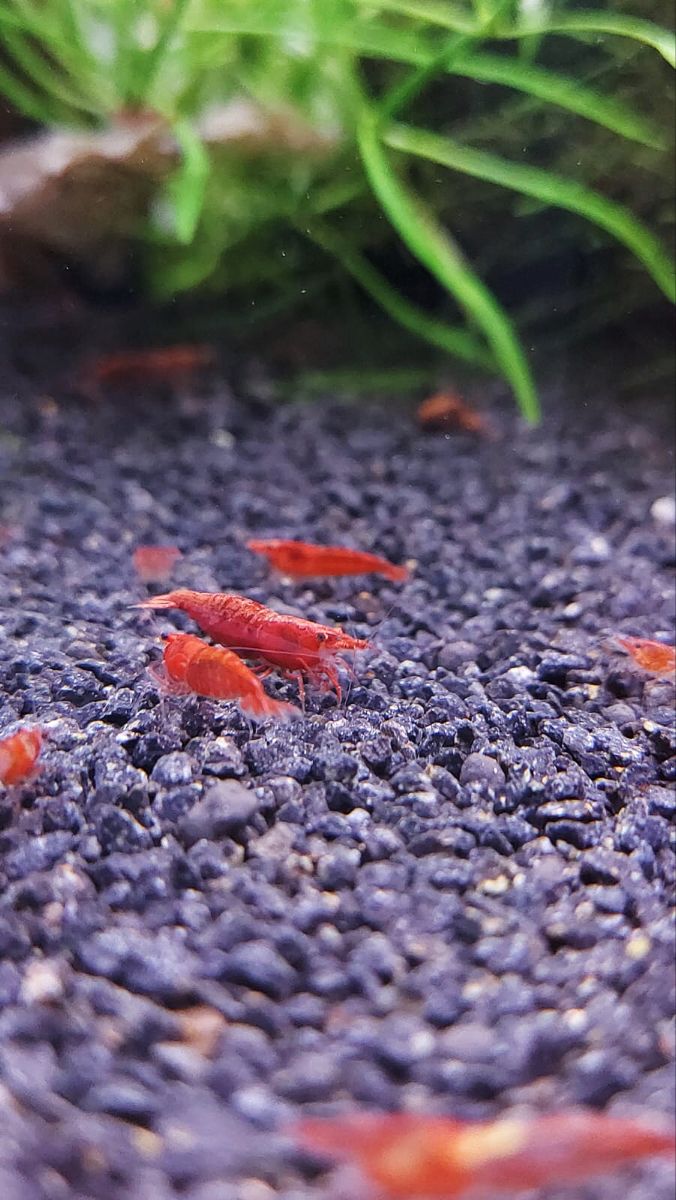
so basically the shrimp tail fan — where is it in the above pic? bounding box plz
[385,563,409,582]
[133,591,181,610]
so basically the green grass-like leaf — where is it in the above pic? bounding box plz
[528,12,676,68]
[0,21,98,116]
[385,122,676,302]
[366,1,475,35]
[357,113,540,422]
[0,58,74,124]
[452,53,664,149]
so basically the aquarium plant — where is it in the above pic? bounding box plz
[0,0,673,419]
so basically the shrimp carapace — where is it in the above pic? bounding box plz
[247,539,408,582]
[292,1110,676,1198]
[137,589,369,699]
[0,727,43,786]
[616,635,675,676]
[161,633,299,721]
[417,390,488,434]
[133,545,182,584]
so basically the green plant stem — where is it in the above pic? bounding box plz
[376,0,513,122]
[377,29,476,123]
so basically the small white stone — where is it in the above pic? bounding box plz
[21,960,64,1004]
[626,932,651,961]
[239,1182,275,1200]
[210,428,234,449]
[651,495,676,526]
[563,1008,587,1032]
[410,1029,435,1057]
[479,874,510,896]
[589,535,610,559]
[503,666,536,687]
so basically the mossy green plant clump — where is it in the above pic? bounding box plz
[0,0,673,419]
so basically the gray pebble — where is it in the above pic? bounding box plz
[151,752,194,787]
[178,781,260,846]
[220,943,297,1000]
[459,753,506,788]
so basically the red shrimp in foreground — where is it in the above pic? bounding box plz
[247,539,408,582]
[616,635,675,676]
[161,633,299,722]
[0,727,43,785]
[133,545,182,584]
[292,1110,675,1198]
[137,589,369,700]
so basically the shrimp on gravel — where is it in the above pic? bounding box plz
[291,1109,676,1199]
[0,727,43,785]
[247,539,408,582]
[615,635,675,676]
[137,589,369,702]
[160,633,299,722]
[83,344,215,391]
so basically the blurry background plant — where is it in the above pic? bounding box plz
[0,0,673,418]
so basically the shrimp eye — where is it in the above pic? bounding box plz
[317,632,327,642]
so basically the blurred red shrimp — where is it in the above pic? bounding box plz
[133,545,182,585]
[0,727,43,786]
[616,635,675,676]
[417,390,489,435]
[83,344,216,392]
[291,1109,676,1198]
[136,589,369,701]
[247,539,408,582]
[160,632,299,722]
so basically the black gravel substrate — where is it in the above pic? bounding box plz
[0,359,674,1200]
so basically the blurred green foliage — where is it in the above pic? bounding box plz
[0,0,673,418]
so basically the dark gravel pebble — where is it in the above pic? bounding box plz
[459,752,506,789]
[219,942,298,1000]
[177,781,260,846]
[0,357,673,1199]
